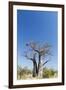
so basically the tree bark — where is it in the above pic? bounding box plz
[32,60,38,77]
[37,54,41,77]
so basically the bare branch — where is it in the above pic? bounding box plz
[24,54,33,61]
[26,42,40,53]
[42,60,50,66]
[40,48,51,56]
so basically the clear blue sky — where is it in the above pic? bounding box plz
[17,10,58,70]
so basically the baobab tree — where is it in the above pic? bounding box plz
[25,42,52,78]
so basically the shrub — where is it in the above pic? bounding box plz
[42,67,57,78]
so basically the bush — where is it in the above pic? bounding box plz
[42,68,57,78]
[17,66,32,79]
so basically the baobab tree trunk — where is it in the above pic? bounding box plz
[32,61,38,77]
[37,54,43,78]
[37,54,42,78]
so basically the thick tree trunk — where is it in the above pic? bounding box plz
[38,64,43,78]
[32,53,38,77]
[32,54,43,78]
[37,55,43,78]
[37,55,41,77]
[32,60,38,77]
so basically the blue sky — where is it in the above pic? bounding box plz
[17,10,58,70]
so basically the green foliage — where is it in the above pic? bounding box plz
[42,67,58,78]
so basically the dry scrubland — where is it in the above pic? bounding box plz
[17,66,58,80]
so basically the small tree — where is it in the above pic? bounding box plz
[25,42,52,78]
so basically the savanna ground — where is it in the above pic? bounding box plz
[17,66,58,80]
